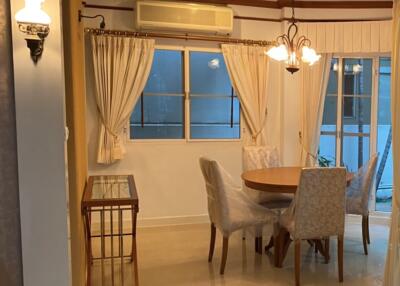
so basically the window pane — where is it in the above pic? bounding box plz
[190,52,231,95]
[343,58,373,96]
[189,51,240,139]
[342,135,370,172]
[130,49,184,140]
[144,50,183,94]
[191,96,240,139]
[342,97,371,133]
[130,95,184,139]
[319,135,336,166]
[376,57,393,212]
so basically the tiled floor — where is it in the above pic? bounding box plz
[91,217,389,286]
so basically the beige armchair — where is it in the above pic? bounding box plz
[199,157,278,274]
[346,154,378,255]
[278,167,347,286]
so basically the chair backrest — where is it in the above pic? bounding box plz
[199,157,231,230]
[242,145,280,172]
[293,167,347,239]
[347,154,378,215]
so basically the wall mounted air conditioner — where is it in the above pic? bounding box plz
[135,1,233,35]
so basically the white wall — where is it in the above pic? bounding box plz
[10,1,71,285]
[84,3,283,224]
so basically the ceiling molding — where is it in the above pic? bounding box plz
[177,0,393,9]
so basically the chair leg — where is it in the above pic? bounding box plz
[362,216,368,255]
[338,235,344,282]
[255,236,262,254]
[295,239,301,286]
[366,215,370,244]
[265,236,274,252]
[208,223,216,262]
[220,237,229,275]
[324,238,330,263]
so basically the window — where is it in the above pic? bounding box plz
[130,48,240,140]
[319,56,393,212]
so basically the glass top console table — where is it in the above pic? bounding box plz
[82,175,139,286]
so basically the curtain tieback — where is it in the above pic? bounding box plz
[251,111,268,141]
[98,113,119,138]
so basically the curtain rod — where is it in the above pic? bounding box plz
[85,28,274,46]
[81,2,392,22]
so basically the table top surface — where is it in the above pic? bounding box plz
[241,167,353,193]
[82,175,138,208]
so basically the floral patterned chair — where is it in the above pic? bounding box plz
[278,167,347,286]
[199,157,278,275]
[346,154,378,255]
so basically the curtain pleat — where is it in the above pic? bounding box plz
[221,44,269,146]
[91,35,155,164]
[300,54,333,167]
[383,1,400,284]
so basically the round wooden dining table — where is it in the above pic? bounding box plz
[241,166,353,193]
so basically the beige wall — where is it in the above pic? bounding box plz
[0,0,23,285]
[10,0,71,285]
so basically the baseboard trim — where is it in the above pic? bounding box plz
[346,213,390,225]
[137,214,209,228]
[90,214,210,232]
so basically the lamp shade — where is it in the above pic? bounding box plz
[15,0,51,25]
[301,46,321,66]
[266,44,289,61]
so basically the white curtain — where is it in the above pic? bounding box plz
[91,34,154,164]
[384,1,400,284]
[222,44,269,146]
[299,53,333,166]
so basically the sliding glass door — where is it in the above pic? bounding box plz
[319,56,393,212]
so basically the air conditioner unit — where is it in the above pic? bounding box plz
[135,1,233,35]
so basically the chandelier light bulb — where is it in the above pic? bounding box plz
[15,0,51,25]
[266,44,289,62]
[301,46,321,66]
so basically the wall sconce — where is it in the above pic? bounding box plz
[15,0,51,63]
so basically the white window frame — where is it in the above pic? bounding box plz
[127,45,243,143]
[322,53,391,215]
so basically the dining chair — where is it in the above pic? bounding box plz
[242,145,293,207]
[346,154,378,255]
[199,157,278,275]
[242,145,293,252]
[278,167,347,286]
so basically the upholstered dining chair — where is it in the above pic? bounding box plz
[278,167,347,286]
[199,157,278,275]
[346,154,378,255]
[242,145,294,251]
[242,145,293,207]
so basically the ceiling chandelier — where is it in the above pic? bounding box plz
[266,1,321,74]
